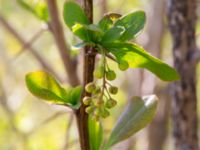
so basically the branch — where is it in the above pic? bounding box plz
[75,0,94,149]
[47,0,80,87]
[0,15,63,82]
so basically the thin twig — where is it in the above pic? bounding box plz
[0,15,63,82]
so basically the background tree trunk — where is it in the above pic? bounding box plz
[141,0,170,150]
[167,0,199,150]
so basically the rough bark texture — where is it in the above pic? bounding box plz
[167,0,199,150]
[75,0,94,150]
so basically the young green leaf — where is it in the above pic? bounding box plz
[103,42,180,81]
[98,13,121,31]
[63,1,89,29]
[72,23,91,41]
[68,86,83,109]
[105,95,158,149]
[115,11,146,41]
[88,116,103,150]
[72,23,103,42]
[101,26,125,43]
[25,71,82,109]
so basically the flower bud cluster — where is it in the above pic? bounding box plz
[84,82,118,121]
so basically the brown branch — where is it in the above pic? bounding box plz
[47,0,80,87]
[0,15,63,82]
[75,0,94,150]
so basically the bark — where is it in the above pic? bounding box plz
[75,0,95,150]
[167,0,199,150]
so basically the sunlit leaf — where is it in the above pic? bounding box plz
[115,11,146,41]
[72,23,91,41]
[88,116,103,150]
[63,1,89,29]
[105,95,158,149]
[103,42,180,81]
[25,71,82,109]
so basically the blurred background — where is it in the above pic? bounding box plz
[0,0,200,150]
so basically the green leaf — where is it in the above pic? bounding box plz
[72,23,103,42]
[25,71,82,109]
[68,86,83,109]
[98,13,121,31]
[105,95,158,149]
[88,116,103,150]
[101,26,125,43]
[63,1,89,29]
[115,11,146,41]
[72,23,91,41]
[104,42,180,81]
[17,0,49,22]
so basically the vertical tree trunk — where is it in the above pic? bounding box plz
[167,0,199,150]
[142,0,170,150]
[75,0,94,150]
[148,86,170,150]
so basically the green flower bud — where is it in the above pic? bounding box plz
[101,108,110,118]
[93,66,104,79]
[94,108,101,116]
[94,99,104,107]
[85,82,96,93]
[109,86,118,95]
[106,70,116,81]
[93,86,101,94]
[105,98,117,109]
[83,96,92,105]
[118,60,129,71]
[85,106,95,114]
